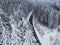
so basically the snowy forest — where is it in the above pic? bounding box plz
[0,0,60,45]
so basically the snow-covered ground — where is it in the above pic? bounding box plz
[0,0,60,45]
[33,16,60,45]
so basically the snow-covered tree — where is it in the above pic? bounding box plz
[7,9,39,45]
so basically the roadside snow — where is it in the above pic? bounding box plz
[33,16,60,45]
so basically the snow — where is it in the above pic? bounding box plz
[0,0,60,45]
[33,16,60,45]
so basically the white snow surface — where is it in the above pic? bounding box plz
[33,16,60,45]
